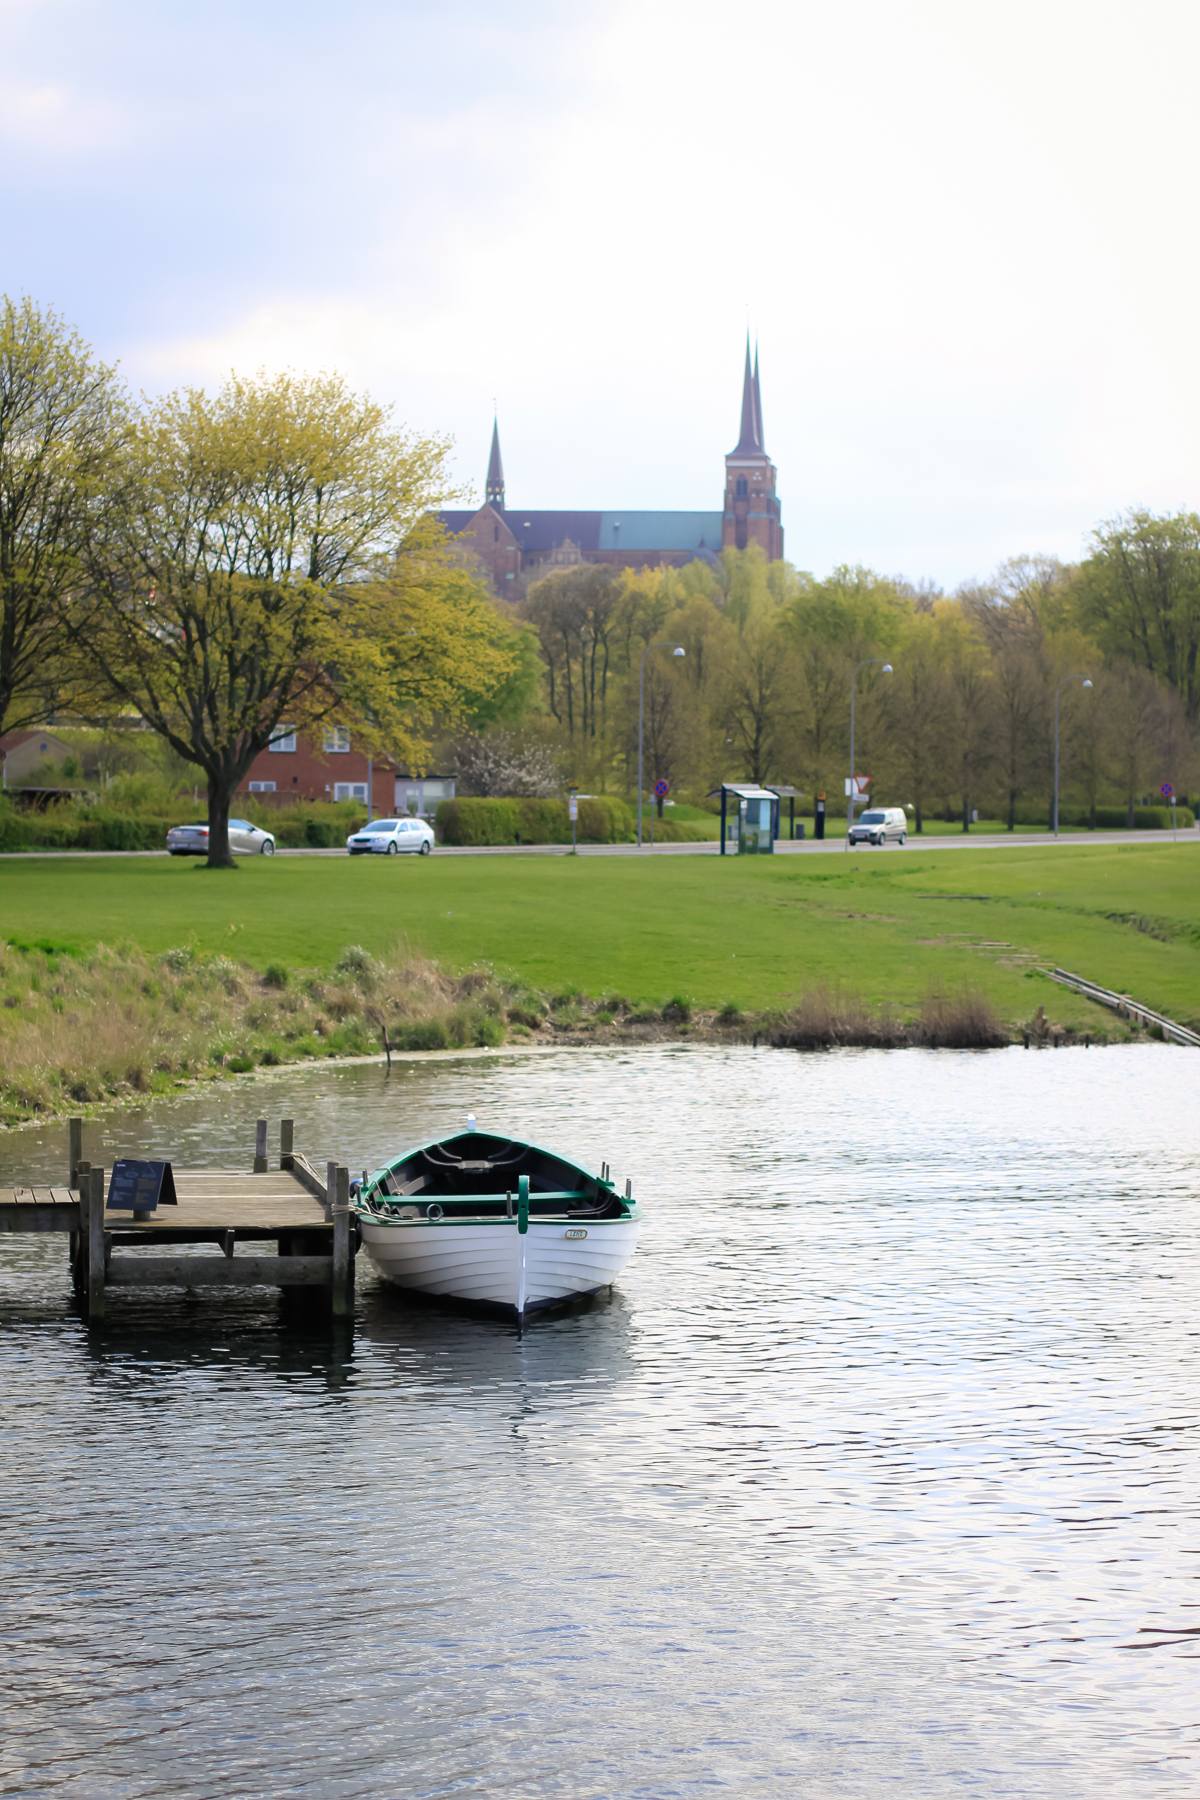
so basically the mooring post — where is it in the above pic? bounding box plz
[325,1161,336,1222]
[68,1117,83,1188]
[332,1165,351,1318]
[280,1119,294,1171]
[254,1119,268,1174]
[73,1159,91,1295]
[87,1166,106,1321]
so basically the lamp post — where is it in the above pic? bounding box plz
[638,642,685,847]
[1053,675,1092,838]
[846,658,893,849]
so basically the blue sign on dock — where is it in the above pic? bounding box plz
[107,1161,178,1211]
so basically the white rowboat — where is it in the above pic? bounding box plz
[355,1129,640,1318]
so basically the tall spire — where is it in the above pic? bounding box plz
[485,416,505,510]
[732,335,762,454]
[753,345,764,451]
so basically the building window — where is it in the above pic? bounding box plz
[334,783,367,803]
[268,725,296,753]
[735,478,748,498]
[323,725,351,753]
[248,781,276,793]
[493,524,499,542]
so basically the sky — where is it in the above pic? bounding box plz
[2,0,1199,588]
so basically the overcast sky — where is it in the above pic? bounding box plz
[3,0,1198,587]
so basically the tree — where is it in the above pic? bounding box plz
[1072,510,1200,718]
[889,611,950,832]
[0,297,124,734]
[717,609,794,785]
[522,564,620,745]
[1104,661,1164,826]
[73,369,508,867]
[940,608,994,830]
[452,729,561,797]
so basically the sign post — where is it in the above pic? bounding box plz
[107,1160,177,1221]
[568,784,579,853]
[1162,782,1176,841]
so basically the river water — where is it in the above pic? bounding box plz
[1,1043,1197,1798]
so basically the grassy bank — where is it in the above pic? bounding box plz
[2,842,1199,1123]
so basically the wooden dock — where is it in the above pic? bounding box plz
[0,1119,357,1323]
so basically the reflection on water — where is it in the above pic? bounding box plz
[2,1044,1199,1798]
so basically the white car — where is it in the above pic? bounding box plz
[848,807,907,847]
[167,818,276,856]
[347,817,434,856]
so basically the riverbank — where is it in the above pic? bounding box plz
[0,932,1139,1129]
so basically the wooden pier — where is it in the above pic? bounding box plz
[0,1119,357,1322]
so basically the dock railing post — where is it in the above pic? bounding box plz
[280,1119,294,1171]
[73,1159,90,1296]
[254,1119,268,1174]
[69,1117,82,1188]
[332,1165,351,1318]
[87,1166,106,1321]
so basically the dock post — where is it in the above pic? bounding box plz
[325,1161,336,1222]
[332,1165,351,1318]
[68,1117,83,1188]
[280,1119,294,1171]
[254,1119,268,1174]
[87,1166,106,1321]
[72,1159,91,1297]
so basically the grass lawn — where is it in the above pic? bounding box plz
[4,839,1200,1029]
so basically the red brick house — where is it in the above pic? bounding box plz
[236,725,455,820]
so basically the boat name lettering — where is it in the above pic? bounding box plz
[564,1228,588,1240]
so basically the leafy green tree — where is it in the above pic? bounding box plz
[889,610,950,832]
[1072,510,1200,717]
[72,370,506,867]
[0,297,124,734]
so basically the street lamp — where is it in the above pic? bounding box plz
[638,642,685,847]
[1054,675,1092,838]
[846,659,893,849]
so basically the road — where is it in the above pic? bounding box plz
[4,828,1199,861]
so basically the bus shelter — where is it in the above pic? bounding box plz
[713,784,778,855]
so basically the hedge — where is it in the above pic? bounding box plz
[435,795,637,846]
[0,799,368,852]
[1010,803,1194,830]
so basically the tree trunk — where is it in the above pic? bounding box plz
[1126,790,1135,829]
[1007,788,1016,832]
[915,801,923,833]
[1089,802,1097,830]
[205,776,237,869]
[962,795,970,832]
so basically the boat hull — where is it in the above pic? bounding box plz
[360,1216,639,1315]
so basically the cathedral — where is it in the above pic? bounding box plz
[438,341,783,595]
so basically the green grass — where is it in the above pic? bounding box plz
[4,839,1200,1029]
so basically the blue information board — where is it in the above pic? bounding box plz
[106,1160,178,1210]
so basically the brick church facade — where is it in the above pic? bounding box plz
[439,341,783,595]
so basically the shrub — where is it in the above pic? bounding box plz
[578,796,635,843]
[263,963,289,988]
[516,798,571,843]
[661,995,691,1023]
[436,797,520,846]
[161,946,193,973]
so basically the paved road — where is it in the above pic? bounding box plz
[3,828,1199,861]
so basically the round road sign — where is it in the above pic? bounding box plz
[1161,782,1174,797]
[653,779,669,799]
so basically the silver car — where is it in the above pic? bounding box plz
[167,818,277,856]
[848,807,907,847]
[346,817,434,856]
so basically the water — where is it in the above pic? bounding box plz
[2,1044,1198,1798]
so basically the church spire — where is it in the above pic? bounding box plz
[753,345,765,451]
[731,335,762,454]
[486,416,505,509]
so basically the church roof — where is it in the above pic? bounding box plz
[437,509,722,557]
[486,419,504,504]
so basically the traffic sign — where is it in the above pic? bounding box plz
[1161,782,1173,797]
[653,779,669,799]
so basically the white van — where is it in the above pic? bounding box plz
[848,807,907,847]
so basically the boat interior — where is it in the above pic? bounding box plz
[360,1132,629,1222]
